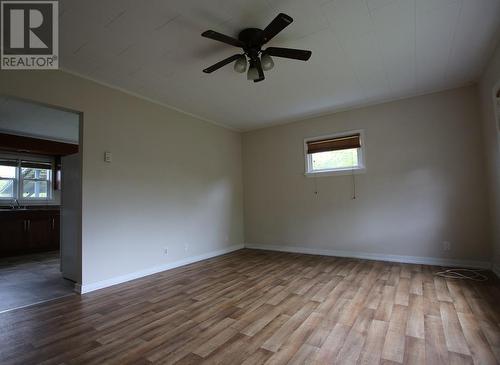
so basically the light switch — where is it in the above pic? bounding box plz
[104,151,112,163]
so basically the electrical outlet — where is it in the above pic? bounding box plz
[184,244,189,252]
[164,248,168,255]
[443,241,451,252]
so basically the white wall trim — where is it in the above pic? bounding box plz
[245,243,491,269]
[75,244,244,294]
[242,82,475,132]
[59,69,239,132]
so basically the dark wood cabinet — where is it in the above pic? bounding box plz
[49,215,60,248]
[0,209,60,257]
[0,213,25,254]
[28,214,53,250]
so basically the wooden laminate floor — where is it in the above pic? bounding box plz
[1,249,499,365]
[0,251,75,313]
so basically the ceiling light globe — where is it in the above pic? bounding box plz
[234,56,247,73]
[247,66,259,81]
[261,54,274,71]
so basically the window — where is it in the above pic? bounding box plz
[305,131,365,175]
[0,160,17,199]
[21,162,52,199]
[0,157,53,201]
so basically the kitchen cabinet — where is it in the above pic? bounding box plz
[0,213,24,253]
[0,209,60,257]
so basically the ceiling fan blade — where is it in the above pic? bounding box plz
[203,54,242,73]
[254,58,265,83]
[201,30,244,48]
[260,13,293,44]
[265,47,312,61]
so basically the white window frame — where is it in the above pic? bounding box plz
[0,152,54,203]
[0,161,18,201]
[304,129,366,177]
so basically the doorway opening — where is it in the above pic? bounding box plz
[0,95,82,312]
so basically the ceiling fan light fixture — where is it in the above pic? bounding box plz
[261,53,274,71]
[247,62,259,81]
[234,56,247,73]
[201,13,312,82]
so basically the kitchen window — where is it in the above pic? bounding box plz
[305,131,365,176]
[0,157,53,201]
[0,160,17,199]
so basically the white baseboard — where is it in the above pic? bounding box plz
[245,243,491,269]
[75,244,244,294]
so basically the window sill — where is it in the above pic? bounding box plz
[305,167,366,178]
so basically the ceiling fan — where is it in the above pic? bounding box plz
[201,13,312,82]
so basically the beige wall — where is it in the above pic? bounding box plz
[243,86,491,265]
[479,41,500,275]
[0,70,244,289]
[1,68,494,287]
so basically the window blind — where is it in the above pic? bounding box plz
[21,161,52,170]
[306,134,361,154]
[0,159,18,167]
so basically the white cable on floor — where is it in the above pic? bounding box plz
[434,268,488,282]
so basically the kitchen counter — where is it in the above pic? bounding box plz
[0,206,60,212]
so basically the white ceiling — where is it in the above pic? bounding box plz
[59,0,500,130]
[0,97,79,143]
